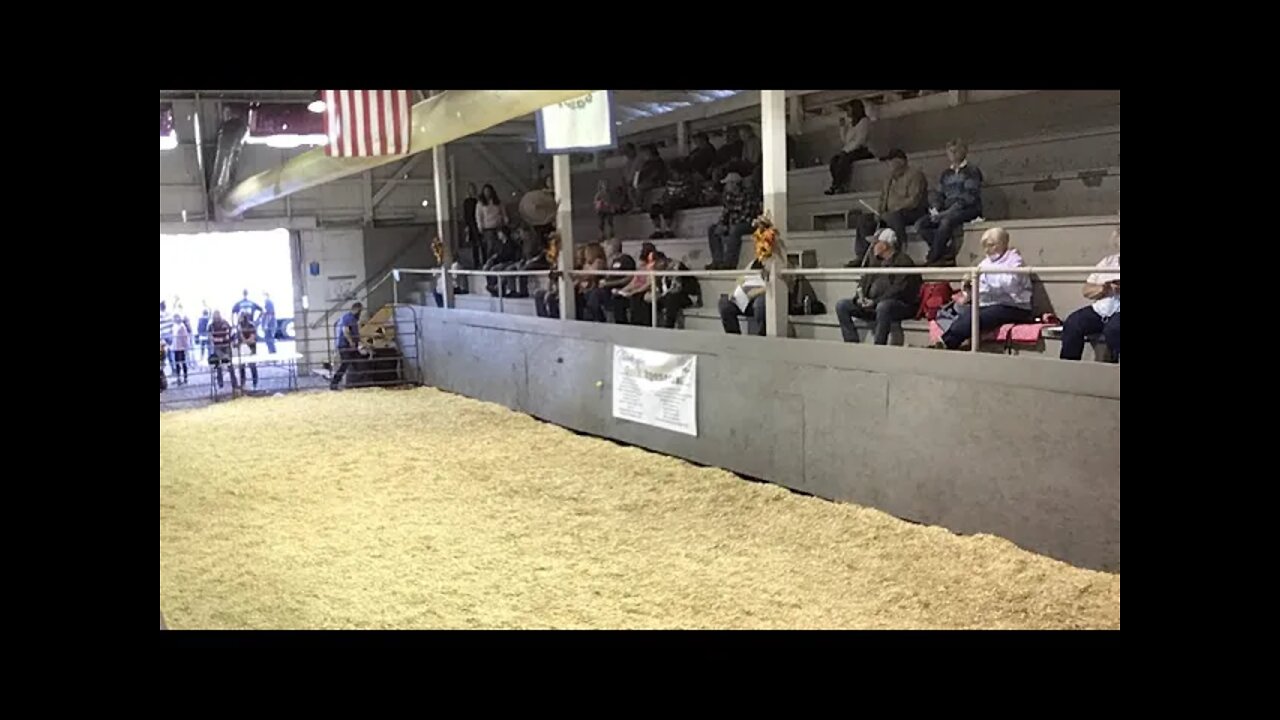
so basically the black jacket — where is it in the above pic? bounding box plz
[860,250,922,305]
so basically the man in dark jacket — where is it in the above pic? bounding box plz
[835,229,922,345]
[685,133,717,181]
[913,138,984,266]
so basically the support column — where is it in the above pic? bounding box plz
[677,120,688,155]
[433,144,455,308]
[761,90,789,339]
[553,154,576,320]
[788,94,803,136]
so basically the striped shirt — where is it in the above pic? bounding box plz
[159,312,174,339]
[209,319,234,348]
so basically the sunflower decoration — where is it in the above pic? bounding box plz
[431,236,445,265]
[546,231,562,265]
[752,210,781,262]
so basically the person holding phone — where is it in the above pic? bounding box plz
[825,100,873,195]
[1060,226,1121,362]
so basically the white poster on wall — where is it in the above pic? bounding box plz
[536,91,616,154]
[612,345,698,437]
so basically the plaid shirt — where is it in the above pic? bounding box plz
[721,186,757,227]
[664,175,696,205]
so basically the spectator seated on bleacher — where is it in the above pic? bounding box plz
[719,259,768,336]
[636,144,669,215]
[931,228,1034,350]
[686,132,717,182]
[612,245,658,326]
[654,254,700,329]
[1060,226,1120,363]
[649,159,698,239]
[854,148,930,260]
[536,246,583,320]
[915,138,984,266]
[710,126,744,183]
[825,99,873,196]
[836,229,922,345]
[587,239,638,322]
[511,225,555,299]
[483,229,523,298]
[705,172,759,270]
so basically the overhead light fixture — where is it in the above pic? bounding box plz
[421,199,430,207]
[308,99,327,114]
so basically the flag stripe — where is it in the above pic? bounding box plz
[340,91,354,156]
[378,90,389,155]
[353,91,366,156]
[322,89,411,157]
[362,91,375,157]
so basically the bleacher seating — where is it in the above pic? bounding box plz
[446,115,1119,362]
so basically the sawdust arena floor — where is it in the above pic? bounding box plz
[159,387,1120,629]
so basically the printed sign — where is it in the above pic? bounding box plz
[611,345,697,436]
[537,91,616,154]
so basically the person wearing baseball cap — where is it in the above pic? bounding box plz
[858,148,929,261]
[706,172,757,270]
[835,228,922,345]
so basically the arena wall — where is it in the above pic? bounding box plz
[405,306,1120,572]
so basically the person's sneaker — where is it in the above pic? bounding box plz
[927,341,947,350]
[663,230,677,239]
[705,262,720,271]
[649,231,663,239]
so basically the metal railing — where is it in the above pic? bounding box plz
[391,262,1118,354]
[160,309,419,409]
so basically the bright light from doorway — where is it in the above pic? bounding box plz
[308,99,327,114]
[160,131,178,151]
[245,133,329,149]
[160,228,295,322]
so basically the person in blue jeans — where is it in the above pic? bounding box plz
[835,229,922,345]
[915,139,984,266]
[705,173,757,270]
[933,228,1034,350]
[260,292,277,354]
[330,302,363,390]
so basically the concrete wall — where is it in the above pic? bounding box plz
[411,307,1120,572]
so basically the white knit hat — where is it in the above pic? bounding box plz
[877,228,899,247]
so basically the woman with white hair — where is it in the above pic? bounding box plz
[933,227,1034,350]
[834,228,922,345]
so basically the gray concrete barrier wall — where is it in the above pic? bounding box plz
[412,306,1120,572]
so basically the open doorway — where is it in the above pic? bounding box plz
[160,228,303,405]
[160,227,296,339]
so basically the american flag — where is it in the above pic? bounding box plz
[322,90,413,157]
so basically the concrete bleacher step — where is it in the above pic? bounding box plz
[607,206,723,244]
[788,167,1120,230]
[786,125,1121,199]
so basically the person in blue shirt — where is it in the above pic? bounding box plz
[231,289,263,323]
[329,302,363,390]
[260,291,278,354]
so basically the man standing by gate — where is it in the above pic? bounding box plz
[329,302,363,391]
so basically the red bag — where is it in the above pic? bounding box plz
[917,282,955,320]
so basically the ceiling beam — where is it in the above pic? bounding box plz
[371,153,428,210]
[220,90,592,217]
